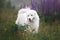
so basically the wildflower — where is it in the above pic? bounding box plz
[29,29,32,32]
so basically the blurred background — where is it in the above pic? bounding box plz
[0,0,60,40]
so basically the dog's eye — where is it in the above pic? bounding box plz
[31,15,33,16]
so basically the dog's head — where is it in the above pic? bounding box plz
[27,10,37,22]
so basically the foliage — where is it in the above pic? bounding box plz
[18,25,29,32]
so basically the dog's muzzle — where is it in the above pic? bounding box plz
[29,18,35,22]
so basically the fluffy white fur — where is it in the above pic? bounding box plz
[15,8,39,33]
[15,8,30,26]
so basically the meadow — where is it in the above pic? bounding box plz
[0,9,60,40]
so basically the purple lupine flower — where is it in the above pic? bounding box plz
[31,0,41,11]
[31,0,37,10]
[41,0,60,16]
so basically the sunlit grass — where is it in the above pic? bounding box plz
[0,10,60,40]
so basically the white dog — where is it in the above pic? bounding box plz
[15,8,39,33]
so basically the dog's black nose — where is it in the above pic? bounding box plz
[29,18,31,22]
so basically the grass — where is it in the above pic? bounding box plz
[0,10,60,40]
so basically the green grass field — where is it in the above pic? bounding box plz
[0,10,60,40]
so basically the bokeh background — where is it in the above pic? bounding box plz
[0,0,60,40]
